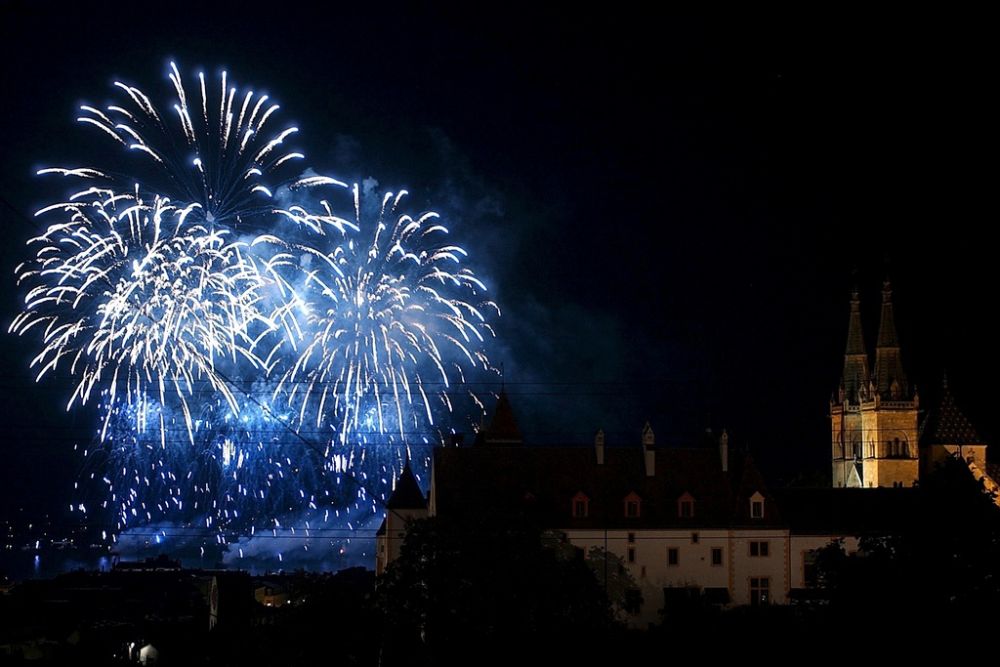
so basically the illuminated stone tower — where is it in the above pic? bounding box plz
[830,281,919,488]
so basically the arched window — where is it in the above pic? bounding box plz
[572,491,589,519]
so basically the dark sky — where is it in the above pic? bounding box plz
[1,4,996,518]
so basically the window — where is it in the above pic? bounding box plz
[667,547,679,566]
[677,492,695,518]
[691,532,699,544]
[886,438,910,459]
[803,550,819,587]
[750,492,765,519]
[750,577,770,606]
[627,532,636,544]
[624,492,641,518]
[627,546,636,563]
[711,547,723,566]
[749,541,769,557]
[572,491,589,518]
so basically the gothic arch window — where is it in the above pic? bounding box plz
[885,437,908,459]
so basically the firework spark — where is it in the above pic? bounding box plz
[263,179,499,448]
[10,191,269,442]
[64,62,317,227]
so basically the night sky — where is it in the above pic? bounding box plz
[1,4,995,521]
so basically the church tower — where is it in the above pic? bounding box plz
[830,281,919,488]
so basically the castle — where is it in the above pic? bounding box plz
[376,283,998,624]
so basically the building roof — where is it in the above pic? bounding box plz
[433,445,782,530]
[385,460,427,510]
[775,488,919,535]
[921,377,982,446]
[475,391,523,446]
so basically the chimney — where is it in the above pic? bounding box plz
[720,429,729,473]
[642,422,655,477]
[595,429,605,465]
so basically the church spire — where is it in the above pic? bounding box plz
[874,279,909,400]
[840,289,870,403]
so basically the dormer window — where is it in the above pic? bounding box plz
[624,492,642,518]
[750,492,765,519]
[677,492,695,519]
[572,491,589,518]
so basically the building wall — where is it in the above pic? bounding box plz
[860,403,919,487]
[924,444,988,475]
[376,507,427,576]
[728,529,789,606]
[561,527,788,626]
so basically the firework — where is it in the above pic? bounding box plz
[10,191,269,442]
[12,64,501,560]
[263,179,499,450]
[65,62,318,227]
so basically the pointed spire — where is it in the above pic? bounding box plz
[840,288,870,403]
[386,458,427,510]
[476,391,523,446]
[874,279,909,399]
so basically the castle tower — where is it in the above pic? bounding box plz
[831,282,919,488]
[375,459,428,575]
